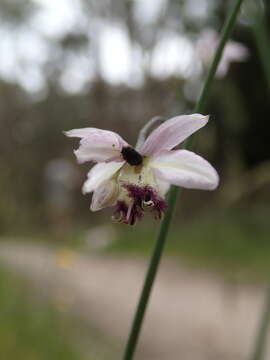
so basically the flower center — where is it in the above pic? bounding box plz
[121,146,143,166]
[112,162,167,225]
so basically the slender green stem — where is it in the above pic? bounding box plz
[250,285,270,360]
[252,3,270,93]
[249,5,270,360]
[194,0,245,114]
[252,4,270,94]
[122,185,180,360]
[122,1,245,359]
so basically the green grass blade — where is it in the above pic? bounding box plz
[122,1,245,359]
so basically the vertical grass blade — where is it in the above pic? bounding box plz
[252,3,270,94]
[249,4,270,360]
[250,285,270,360]
[122,1,245,359]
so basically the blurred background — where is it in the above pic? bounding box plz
[0,0,270,359]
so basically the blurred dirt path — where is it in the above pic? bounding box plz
[0,241,269,360]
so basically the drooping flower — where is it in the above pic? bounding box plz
[65,114,219,225]
[196,29,249,78]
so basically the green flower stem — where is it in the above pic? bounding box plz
[250,285,270,360]
[249,5,270,360]
[252,4,270,94]
[122,1,245,359]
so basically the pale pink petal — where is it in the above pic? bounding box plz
[90,180,118,211]
[139,114,209,156]
[64,127,127,145]
[149,150,219,190]
[216,41,249,78]
[196,29,249,79]
[65,127,128,163]
[65,128,99,138]
[156,178,170,197]
[82,161,124,194]
[216,61,230,78]
[223,41,249,62]
[74,142,122,164]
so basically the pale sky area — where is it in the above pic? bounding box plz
[0,0,214,95]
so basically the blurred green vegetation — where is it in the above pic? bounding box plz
[0,266,115,360]
[0,267,82,360]
[106,205,270,281]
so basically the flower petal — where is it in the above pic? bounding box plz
[149,150,219,190]
[155,178,170,197]
[216,41,249,78]
[90,180,118,211]
[74,143,122,164]
[82,161,124,194]
[65,127,128,163]
[139,114,209,156]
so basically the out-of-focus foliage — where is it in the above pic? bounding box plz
[107,206,270,280]
[0,266,84,360]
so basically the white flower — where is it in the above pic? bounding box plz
[65,114,219,225]
[196,29,249,78]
